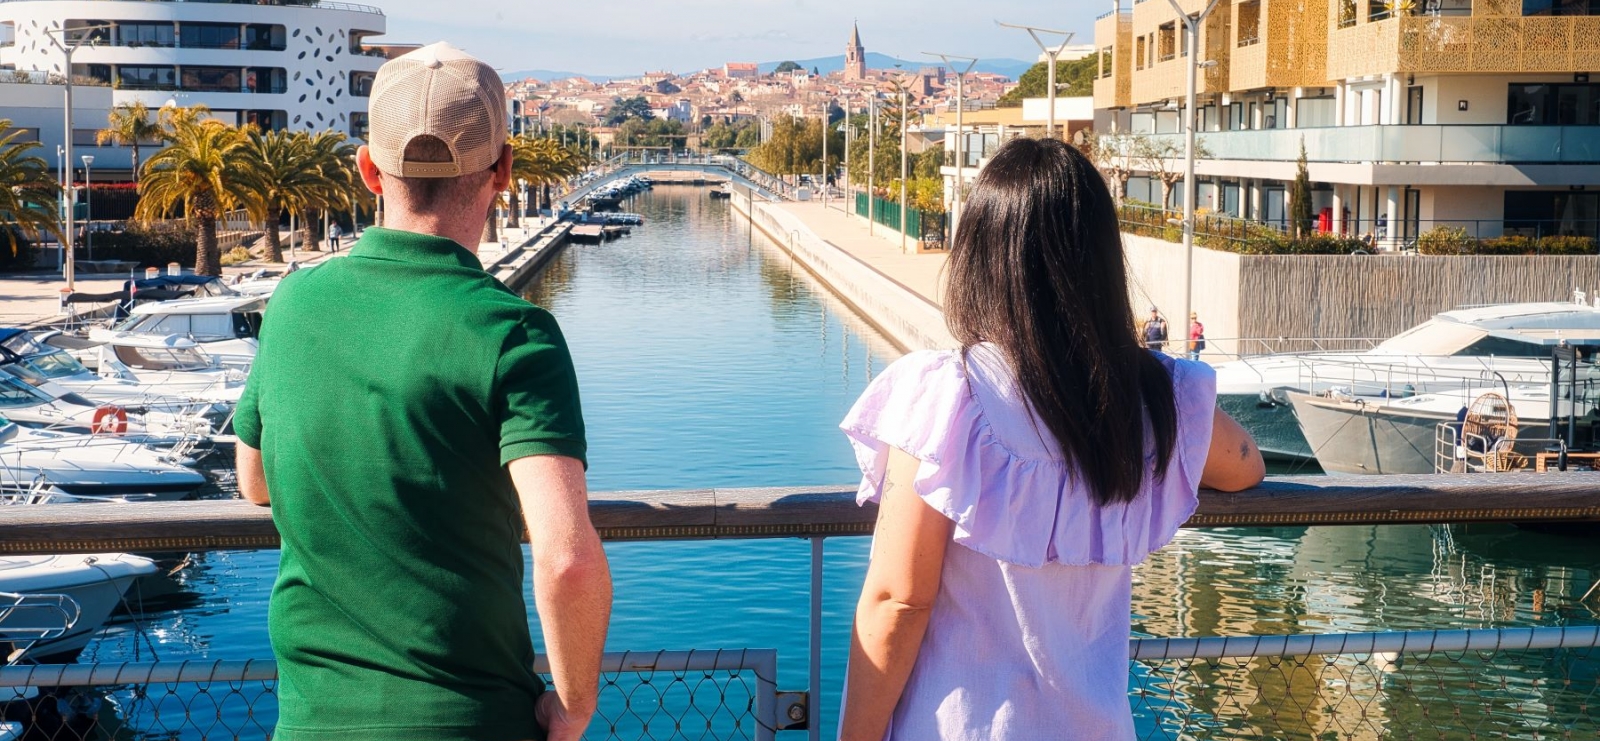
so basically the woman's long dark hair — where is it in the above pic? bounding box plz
[945,137,1178,505]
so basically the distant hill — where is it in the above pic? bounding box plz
[500,69,622,83]
[761,52,1032,80]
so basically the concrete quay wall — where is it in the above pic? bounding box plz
[732,192,956,352]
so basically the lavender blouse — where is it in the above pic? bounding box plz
[840,344,1217,740]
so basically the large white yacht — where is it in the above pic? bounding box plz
[0,553,159,663]
[0,416,208,502]
[1214,300,1600,461]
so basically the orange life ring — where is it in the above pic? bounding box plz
[91,406,129,435]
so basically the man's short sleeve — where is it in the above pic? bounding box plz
[234,364,263,449]
[496,308,587,468]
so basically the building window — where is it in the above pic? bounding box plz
[119,23,175,48]
[1368,0,1392,22]
[1522,0,1600,15]
[243,24,286,51]
[350,112,369,140]
[1,21,15,48]
[10,128,40,143]
[1505,191,1599,239]
[245,67,287,94]
[1158,23,1176,62]
[117,65,177,91]
[1338,0,1359,27]
[64,20,111,46]
[242,110,287,132]
[182,66,243,93]
[180,23,242,50]
[350,71,375,97]
[1099,48,1113,79]
[1508,83,1600,125]
[1237,1,1262,46]
[1135,36,1147,70]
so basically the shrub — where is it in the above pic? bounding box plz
[1477,235,1538,255]
[88,221,196,269]
[1535,235,1597,255]
[0,232,40,272]
[1416,226,1474,255]
[220,246,253,266]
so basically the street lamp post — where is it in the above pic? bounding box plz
[926,52,979,239]
[80,155,93,261]
[898,78,910,253]
[820,99,828,209]
[867,96,876,236]
[997,22,1075,140]
[1164,0,1223,353]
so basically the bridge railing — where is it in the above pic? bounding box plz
[4,475,1600,740]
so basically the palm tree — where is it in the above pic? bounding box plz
[238,129,320,262]
[157,104,212,139]
[136,119,264,276]
[0,119,62,255]
[300,130,363,251]
[96,102,162,183]
[509,136,587,228]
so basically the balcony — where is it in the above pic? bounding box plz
[1330,13,1600,79]
[1126,124,1600,164]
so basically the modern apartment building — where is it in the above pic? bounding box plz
[0,0,398,179]
[1093,0,1600,243]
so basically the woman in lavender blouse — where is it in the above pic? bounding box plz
[838,138,1265,741]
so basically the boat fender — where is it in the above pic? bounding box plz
[1256,390,1277,409]
[91,405,129,435]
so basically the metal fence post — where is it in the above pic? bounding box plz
[809,536,824,741]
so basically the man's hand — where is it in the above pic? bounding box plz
[511,455,610,741]
[536,690,588,741]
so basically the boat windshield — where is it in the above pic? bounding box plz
[0,332,47,358]
[0,375,46,408]
[1371,320,1488,355]
[20,348,90,379]
[111,344,214,372]
[114,312,241,341]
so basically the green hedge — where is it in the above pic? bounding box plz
[1415,226,1597,256]
[1118,203,1368,255]
[87,222,197,269]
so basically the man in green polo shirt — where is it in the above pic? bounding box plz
[235,42,611,741]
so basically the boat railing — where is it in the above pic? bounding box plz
[0,591,80,665]
[1196,336,1387,362]
[2,479,1600,739]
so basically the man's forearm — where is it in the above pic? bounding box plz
[534,536,612,714]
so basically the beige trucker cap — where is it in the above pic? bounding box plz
[367,42,507,178]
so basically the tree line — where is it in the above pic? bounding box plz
[1,102,591,275]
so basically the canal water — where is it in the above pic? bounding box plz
[80,187,1600,738]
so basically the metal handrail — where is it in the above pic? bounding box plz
[5,475,1600,555]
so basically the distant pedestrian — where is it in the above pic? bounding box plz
[836,137,1263,741]
[1188,312,1206,361]
[327,223,342,252]
[236,42,610,741]
[1141,306,1168,353]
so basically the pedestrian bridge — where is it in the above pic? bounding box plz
[564,155,791,204]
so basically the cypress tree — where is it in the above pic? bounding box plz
[1290,139,1314,239]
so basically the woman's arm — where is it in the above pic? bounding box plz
[1201,406,1266,492]
[840,446,955,741]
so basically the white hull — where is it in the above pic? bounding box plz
[0,554,158,662]
[1286,391,1587,475]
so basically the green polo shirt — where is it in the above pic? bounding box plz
[235,227,585,741]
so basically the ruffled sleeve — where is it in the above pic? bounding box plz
[840,350,1218,569]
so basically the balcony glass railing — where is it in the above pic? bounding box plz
[1126,125,1600,165]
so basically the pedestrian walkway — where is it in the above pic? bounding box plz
[770,201,948,307]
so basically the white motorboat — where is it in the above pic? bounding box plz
[0,420,207,502]
[3,328,234,410]
[1285,382,1593,475]
[1214,300,1600,461]
[79,334,245,404]
[0,553,159,662]
[90,294,264,370]
[0,364,217,452]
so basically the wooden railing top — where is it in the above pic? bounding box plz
[3,473,1599,555]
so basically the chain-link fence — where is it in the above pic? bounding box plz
[0,649,783,741]
[4,628,1598,739]
[1131,626,1600,740]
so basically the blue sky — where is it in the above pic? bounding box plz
[373,0,1102,76]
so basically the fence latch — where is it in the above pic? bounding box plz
[774,690,808,731]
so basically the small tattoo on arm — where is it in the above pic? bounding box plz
[1239,441,1253,461]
